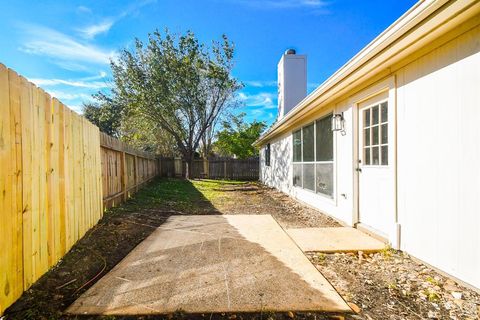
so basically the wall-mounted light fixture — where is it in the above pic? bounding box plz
[331,112,345,133]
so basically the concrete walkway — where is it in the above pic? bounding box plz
[287,227,386,253]
[67,215,350,315]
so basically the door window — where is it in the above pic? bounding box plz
[363,101,388,166]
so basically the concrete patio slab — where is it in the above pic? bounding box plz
[67,215,350,315]
[286,227,386,253]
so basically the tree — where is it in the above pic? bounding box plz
[84,93,178,155]
[103,30,242,178]
[83,95,123,137]
[213,113,266,159]
[120,114,179,155]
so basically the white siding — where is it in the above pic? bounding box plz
[396,24,480,289]
[260,132,292,194]
[260,22,480,290]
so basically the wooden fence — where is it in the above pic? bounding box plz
[0,65,160,314]
[100,133,159,209]
[0,63,256,314]
[0,64,103,314]
[158,158,259,180]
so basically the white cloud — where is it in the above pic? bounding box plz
[244,80,277,88]
[28,71,110,89]
[75,0,157,41]
[18,24,115,65]
[47,90,93,102]
[238,92,277,110]
[77,6,92,14]
[68,105,84,113]
[77,20,114,39]
[117,0,158,19]
[230,0,327,9]
[29,78,109,89]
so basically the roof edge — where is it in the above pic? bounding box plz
[254,0,471,147]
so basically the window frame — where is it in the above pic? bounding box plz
[362,100,388,167]
[291,113,335,199]
[265,143,271,167]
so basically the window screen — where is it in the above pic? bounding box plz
[316,163,333,197]
[292,113,334,198]
[302,123,314,162]
[293,164,302,187]
[293,130,302,162]
[265,143,271,166]
[316,116,333,161]
[303,164,315,191]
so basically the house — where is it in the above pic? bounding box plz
[254,0,480,291]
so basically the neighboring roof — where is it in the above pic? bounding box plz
[254,0,480,146]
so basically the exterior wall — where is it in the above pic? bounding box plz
[396,24,480,289]
[260,21,480,289]
[260,131,292,194]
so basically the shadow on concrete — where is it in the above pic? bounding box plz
[66,215,351,317]
[4,179,351,319]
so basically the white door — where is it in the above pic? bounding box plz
[358,92,395,238]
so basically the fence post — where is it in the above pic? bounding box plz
[224,161,227,179]
[121,151,127,201]
[174,157,182,177]
[203,158,209,178]
[133,155,138,192]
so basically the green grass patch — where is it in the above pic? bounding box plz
[108,178,247,215]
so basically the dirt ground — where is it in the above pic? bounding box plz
[4,179,480,320]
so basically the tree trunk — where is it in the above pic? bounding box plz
[184,151,194,180]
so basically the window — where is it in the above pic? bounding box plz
[293,130,302,162]
[363,101,388,166]
[303,164,315,191]
[291,114,334,197]
[316,117,333,161]
[302,124,314,162]
[293,164,302,187]
[315,116,334,196]
[265,143,271,166]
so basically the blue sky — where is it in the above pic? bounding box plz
[0,0,417,126]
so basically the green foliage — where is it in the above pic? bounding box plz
[423,289,440,302]
[83,97,123,137]
[105,29,242,171]
[380,245,395,260]
[83,99,178,155]
[425,276,439,286]
[316,252,326,264]
[213,113,266,159]
[120,111,178,155]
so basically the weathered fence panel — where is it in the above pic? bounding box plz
[100,132,159,209]
[0,64,103,314]
[207,159,259,180]
[161,158,259,180]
